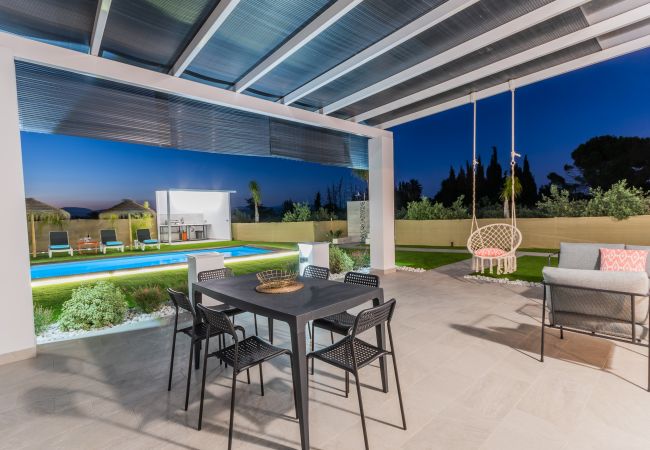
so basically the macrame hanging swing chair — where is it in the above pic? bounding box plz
[467,84,523,274]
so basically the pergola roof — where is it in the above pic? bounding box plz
[99,199,154,218]
[1,0,650,161]
[25,197,70,220]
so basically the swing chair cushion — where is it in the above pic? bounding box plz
[474,247,507,258]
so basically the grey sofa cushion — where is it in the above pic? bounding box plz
[543,267,649,323]
[559,242,624,270]
[625,245,650,277]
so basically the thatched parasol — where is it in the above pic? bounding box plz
[99,199,155,247]
[25,198,71,257]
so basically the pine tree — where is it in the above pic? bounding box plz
[485,146,503,203]
[434,166,457,206]
[313,191,322,210]
[519,156,538,206]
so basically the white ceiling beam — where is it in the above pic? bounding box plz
[169,0,241,77]
[90,0,112,56]
[321,0,591,115]
[234,0,363,93]
[378,34,650,129]
[353,3,650,122]
[0,31,388,139]
[281,0,479,106]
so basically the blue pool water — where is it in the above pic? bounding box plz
[31,246,272,280]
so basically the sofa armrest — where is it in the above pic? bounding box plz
[542,267,650,297]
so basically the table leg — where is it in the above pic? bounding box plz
[193,289,202,370]
[289,319,309,450]
[268,317,274,343]
[373,295,389,393]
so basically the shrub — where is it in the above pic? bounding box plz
[312,207,338,221]
[282,202,312,222]
[59,281,128,331]
[131,285,167,313]
[405,196,469,220]
[536,185,587,217]
[329,245,354,274]
[169,282,188,295]
[585,180,648,220]
[326,229,343,242]
[231,209,252,223]
[345,249,370,270]
[33,306,54,334]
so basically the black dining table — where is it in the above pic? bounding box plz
[193,273,387,450]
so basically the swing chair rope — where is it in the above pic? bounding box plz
[509,82,520,249]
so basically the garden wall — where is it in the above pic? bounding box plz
[29,218,157,253]
[232,220,347,243]
[395,215,650,248]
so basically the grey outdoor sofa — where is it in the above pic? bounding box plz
[541,243,650,390]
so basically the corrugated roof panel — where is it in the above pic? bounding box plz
[0,0,96,52]
[339,8,590,119]
[186,0,333,87]
[248,0,447,99]
[368,39,602,127]
[301,0,554,110]
[101,0,219,71]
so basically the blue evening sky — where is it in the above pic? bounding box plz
[21,47,650,210]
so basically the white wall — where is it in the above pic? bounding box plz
[0,49,36,364]
[156,190,232,241]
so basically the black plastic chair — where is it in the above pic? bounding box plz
[303,264,330,280]
[166,288,245,411]
[311,272,380,374]
[307,299,406,450]
[303,265,330,338]
[198,267,269,340]
[195,304,296,449]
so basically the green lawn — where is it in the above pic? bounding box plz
[31,240,297,265]
[395,250,471,270]
[33,255,298,319]
[474,255,558,283]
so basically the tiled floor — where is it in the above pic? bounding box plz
[2,261,650,449]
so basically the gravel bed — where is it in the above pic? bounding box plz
[463,274,542,288]
[37,305,176,344]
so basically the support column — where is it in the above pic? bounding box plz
[0,48,36,365]
[368,135,396,272]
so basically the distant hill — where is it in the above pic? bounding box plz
[62,207,97,219]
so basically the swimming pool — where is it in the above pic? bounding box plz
[30,246,272,280]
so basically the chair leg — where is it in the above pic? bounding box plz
[168,328,177,391]
[259,364,265,396]
[198,336,211,430]
[228,370,238,450]
[307,321,312,339]
[391,354,407,430]
[185,340,194,411]
[353,371,369,450]
[330,331,334,344]
[345,371,349,398]
[560,326,564,339]
[246,368,251,384]
[254,314,258,336]
[540,289,546,363]
[310,323,315,375]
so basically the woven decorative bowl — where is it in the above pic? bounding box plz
[256,270,303,294]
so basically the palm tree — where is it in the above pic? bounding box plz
[500,176,522,218]
[249,180,261,223]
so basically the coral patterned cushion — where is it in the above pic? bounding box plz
[475,247,506,257]
[599,248,648,272]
